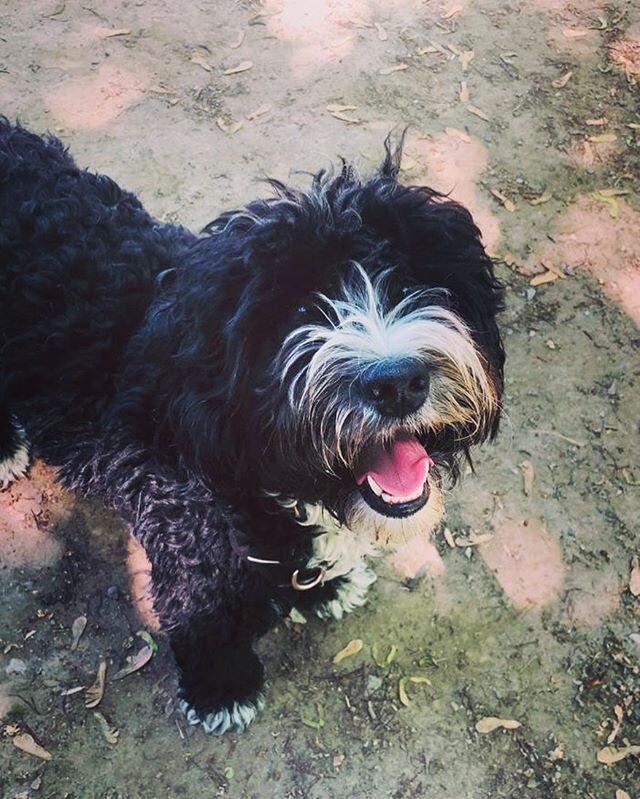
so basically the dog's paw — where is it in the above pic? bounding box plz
[315,560,377,621]
[177,694,265,735]
[0,424,30,489]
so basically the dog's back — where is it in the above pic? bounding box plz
[0,119,191,448]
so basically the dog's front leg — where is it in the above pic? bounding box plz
[105,461,276,735]
[171,611,267,735]
[137,529,275,735]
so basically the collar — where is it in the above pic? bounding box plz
[228,528,326,590]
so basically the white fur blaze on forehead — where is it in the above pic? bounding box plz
[277,264,495,412]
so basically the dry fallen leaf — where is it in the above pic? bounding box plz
[441,5,463,19]
[615,790,631,799]
[371,643,398,669]
[334,639,363,664]
[549,744,564,761]
[591,191,619,219]
[379,64,409,75]
[530,269,560,287]
[491,189,516,213]
[13,732,52,761]
[585,117,608,126]
[607,704,625,744]
[552,70,573,88]
[466,104,490,122]
[444,527,456,548]
[398,675,431,707]
[372,642,398,668]
[246,104,272,121]
[93,712,120,745]
[229,30,245,49]
[630,556,640,596]
[60,685,84,697]
[445,127,471,143]
[475,717,521,733]
[374,22,388,41]
[458,50,475,72]
[597,744,640,765]
[300,702,325,730]
[216,117,244,134]
[398,677,410,706]
[529,190,553,206]
[328,110,361,124]
[598,188,630,197]
[455,531,494,547]
[588,132,617,143]
[416,46,439,55]
[562,29,589,38]
[459,80,470,102]
[111,645,153,681]
[428,39,450,57]
[520,460,535,495]
[94,27,132,38]
[190,53,212,72]
[70,615,87,651]
[224,60,253,75]
[326,103,358,113]
[85,660,107,709]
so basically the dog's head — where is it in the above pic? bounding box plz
[175,142,504,539]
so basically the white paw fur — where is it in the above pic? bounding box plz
[314,558,377,621]
[0,426,30,489]
[178,694,264,735]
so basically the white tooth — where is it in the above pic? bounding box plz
[377,481,428,506]
[381,492,395,504]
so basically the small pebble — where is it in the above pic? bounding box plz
[6,657,27,676]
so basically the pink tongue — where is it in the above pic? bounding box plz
[355,436,432,496]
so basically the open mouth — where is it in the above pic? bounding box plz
[355,435,433,519]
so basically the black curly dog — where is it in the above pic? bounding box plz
[0,118,504,734]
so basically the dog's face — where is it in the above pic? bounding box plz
[269,265,499,532]
[179,148,504,539]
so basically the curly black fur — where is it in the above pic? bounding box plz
[0,118,504,730]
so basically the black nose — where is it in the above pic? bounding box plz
[359,359,430,417]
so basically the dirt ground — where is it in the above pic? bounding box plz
[1,0,639,797]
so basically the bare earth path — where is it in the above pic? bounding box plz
[1,1,639,797]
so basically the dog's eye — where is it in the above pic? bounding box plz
[401,287,413,296]
[297,305,307,314]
